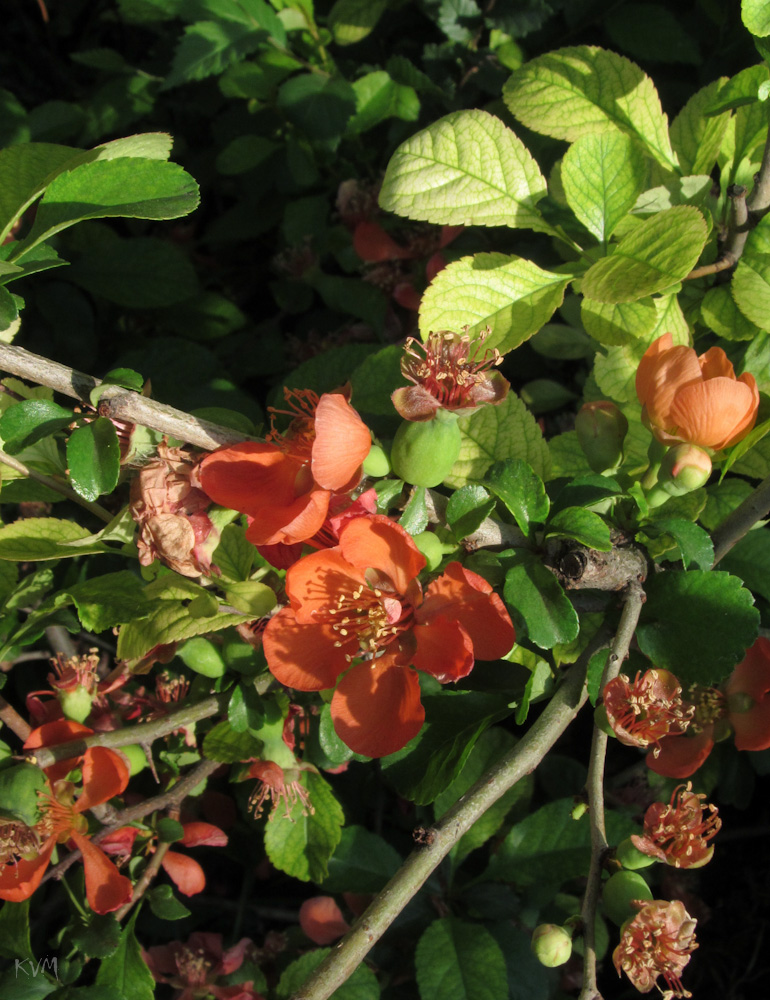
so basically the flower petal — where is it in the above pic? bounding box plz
[199,443,294,516]
[25,720,92,782]
[412,615,474,682]
[181,821,228,848]
[161,849,206,896]
[353,221,412,261]
[698,345,736,379]
[670,377,759,450]
[331,657,424,757]
[635,336,701,431]
[245,487,330,546]
[419,562,515,660]
[338,515,425,596]
[646,730,714,779]
[284,547,365,620]
[311,393,371,491]
[71,830,133,913]
[76,747,130,812]
[299,896,350,945]
[0,837,55,902]
[263,609,355,691]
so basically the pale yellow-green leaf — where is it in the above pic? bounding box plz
[547,431,592,479]
[743,0,770,37]
[702,284,761,341]
[718,68,770,187]
[503,45,678,172]
[581,297,657,346]
[561,130,646,241]
[224,580,277,617]
[379,109,550,232]
[581,206,707,303]
[328,0,387,45]
[418,253,570,354]
[732,254,770,331]
[670,78,730,176]
[0,518,109,560]
[445,392,549,488]
[116,601,247,664]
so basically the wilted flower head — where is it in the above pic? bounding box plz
[247,761,314,821]
[144,932,262,1000]
[632,783,721,869]
[636,332,759,451]
[130,442,218,578]
[392,327,509,421]
[604,669,693,751]
[613,899,697,998]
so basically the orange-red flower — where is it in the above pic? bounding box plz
[0,721,131,914]
[631,783,721,869]
[636,333,759,451]
[649,638,770,779]
[613,899,697,998]
[198,389,371,547]
[262,515,514,757]
[145,932,262,1000]
[603,669,693,751]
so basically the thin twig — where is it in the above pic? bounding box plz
[685,185,748,281]
[711,470,770,566]
[114,839,172,922]
[578,579,646,1000]
[0,448,113,522]
[0,343,254,451]
[42,757,221,885]
[25,694,223,769]
[0,693,32,741]
[290,635,610,1000]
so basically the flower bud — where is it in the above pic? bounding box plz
[575,401,628,473]
[531,924,573,967]
[656,444,712,497]
[615,837,656,871]
[390,410,462,487]
[413,531,444,571]
[362,444,391,478]
[603,870,654,926]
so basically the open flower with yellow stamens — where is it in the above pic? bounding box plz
[632,783,721,869]
[262,514,514,757]
[603,669,693,753]
[613,899,697,998]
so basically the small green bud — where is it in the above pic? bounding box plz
[120,744,148,777]
[58,687,95,724]
[413,531,444,571]
[390,410,462,488]
[615,836,656,871]
[177,637,226,678]
[602,870,653,926]
[362,444,391,478]
[571,800,589,821]
[657,443,712,497]
[575,401,628,473]
[531,924,573,967]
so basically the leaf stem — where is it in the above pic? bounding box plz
[684,184,748,281]
[578,579,645,1000]
[0,447,113,523]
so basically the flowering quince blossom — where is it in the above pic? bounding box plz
[144,932,263,1000]
[649,638,770,778]
[631,783,721,869]
[197,388,371,547]
[392,327,509,421]
[635,332,759,451]
[0,721,132,914]
[262,514,515,757]
[603,669,693,752]
[613,899,697,999]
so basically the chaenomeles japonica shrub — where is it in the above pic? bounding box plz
[2,6,770,1000]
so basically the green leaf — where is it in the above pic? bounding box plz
[720,530,770,604]
[503,46,678,172]
[0,399,72,453]
[434,727,533,866]
[382,691,508,804]
[743,0,770,36]
[0,244,68,285]
[446,485,496,539]
[349,344,405,417]
[485,458,549,537]
[157,817,185,843]
[264,770,344,882]
[321,825,402,893]
[637,571,759,686]
[0,900,34,962]
[0,764,47,826]
[70,915,122,960]
[503,550,579,649]
[415,917,508,1000]
[10,159,200,260]
[95,909,153,1000]
[0,518,108,561]
[605,3,699,65]
[228,682,265,733]
[400,486,429,535]
[581,297,657,347]
[66,417,120,501]
[701,284,761,341]
[116,601,246,665]
[277,74,357,140]
[203,719,263,762]
[347,71,419,134]
[60,571,150,632]
[418,253,570,355]
[637,518,714,570]
[670,78,731,176]
[561,131,646,241]
[148,884,191,921]
[581,206,708,303]
[224,580,277,617]
[163,19,272,90]
[212,524,255,582]
[485,798,636,886]
[587,648,609,706]
[68,236,198,308]
[276,949,379,1000]
[732,258,770,332]
[446,392,550,489]
[546,507,612,551]
[379,109,550,232]
[328,0,387,44]
[0,287,19,332]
